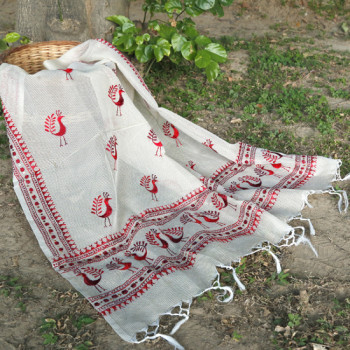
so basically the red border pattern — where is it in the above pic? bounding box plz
[95,39,151,94]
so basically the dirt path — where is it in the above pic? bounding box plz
[1,1,350,349]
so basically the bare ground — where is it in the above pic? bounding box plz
[1,0,350,349]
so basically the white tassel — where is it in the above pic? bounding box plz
[216,286,234,303]
[148,333,185,350]
[304,195,313,208]
[232,267,246,291]
[294,230,318,257]
[263,248,282,274]
[170,316,189,335]
[299,217,316,235]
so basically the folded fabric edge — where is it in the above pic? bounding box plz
[122,182,348,349]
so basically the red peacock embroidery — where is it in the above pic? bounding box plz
[44,110,68,147]
[180,212,209,229]
[106,257,138,272]
[196,210,225,226]
[262,150,292,172]
[202,139,217,152]
[108,84,125,116]
[146,227,185,255]
[254,164,282,178]
[186,161,196,170]
[125,241,154,264]
[91,192,113,227]
[227,176,262,193]
[162,121,182,147]
[147,129,163,157]
[106,135,118,170]
[140,174,158,201]
[211,193,237,211]
[77,267,106,292]
[61,68,73,80]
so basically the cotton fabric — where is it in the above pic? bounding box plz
[0,39,346,344]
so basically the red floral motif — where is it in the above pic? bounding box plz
[147,129,163,157]
[211,193,237,211]
[140,174,158,201]
[202,139,217,152]
[77,267,106,292]
[44,110,68,147]
[125,241,154,264]
[106,135,118,170]
[108,84,125,116]
[106,257,138,272]
[162,121,182,147]
[91,192,113,227]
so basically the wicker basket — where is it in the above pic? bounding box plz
[0,41,80,74]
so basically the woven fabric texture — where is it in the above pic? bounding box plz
[0,39,346,345]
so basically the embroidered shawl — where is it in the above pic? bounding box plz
[0,39,348,347]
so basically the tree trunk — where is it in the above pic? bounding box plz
[16,0,129,42]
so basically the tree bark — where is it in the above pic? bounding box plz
[16,0,129,42]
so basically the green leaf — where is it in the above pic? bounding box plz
[195,0,215,10]
[0,39,8,51]
[122,22,137,34]
[169,51,182,64]
[184,26,199,40]
[157,38,171,55]
[20,36,30,45]
[143,33,151,42]
[153,46,164,62]
[124,35,135,50]
[205,60,219,82]
[195,49,211,68]
[185,5,204,16]
[106,15,132,26]
[204,43,227,63]
[136,35,144,45]
[219,0,234,6]
[171,33,187,52]
[148,20,160,31]
[195,35,212,46]
[210,2,224,17]
[181,41,196,60]
[74,315,95,330]
[4,32,21,43]
[158,24,177,40]
[152,38,171,62]
[164,0,183,13]
[135,44,153,63]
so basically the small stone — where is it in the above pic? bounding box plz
[312,344,328,350]
[274,325,285,333]
[284,325,291,337]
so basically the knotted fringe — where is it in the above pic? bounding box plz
[132,183,348,349]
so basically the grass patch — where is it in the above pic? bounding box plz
[145,34,350,176]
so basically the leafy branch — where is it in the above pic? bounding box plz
[0,32,30,52]
[107,0,234,81]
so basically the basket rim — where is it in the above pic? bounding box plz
[0,40,81,65]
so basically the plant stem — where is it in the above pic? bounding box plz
[176,9,186,20]
[142,8,148,25]
[145,58,156,77]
